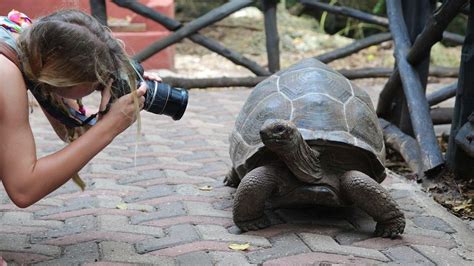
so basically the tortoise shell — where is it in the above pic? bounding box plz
[229,58,386,182]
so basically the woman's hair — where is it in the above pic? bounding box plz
[17,9,136,91]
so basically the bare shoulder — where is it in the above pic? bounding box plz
[0,55,29,120]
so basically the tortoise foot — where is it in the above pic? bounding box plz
[224,169,240,188]
[375,216,405,238]
[235,216,270,232]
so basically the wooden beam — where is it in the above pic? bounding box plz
[427,82,457,106]
[111,0,270,76]
[447,2,474,179]
[89,0,107,26]
[384,0,444,176]
[161,66,459,89]
[315,32,392,63]
[299,0,464,45]
[134,0,254,62]
[262,0,280,73]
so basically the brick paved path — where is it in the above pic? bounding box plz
[1,88,473,265]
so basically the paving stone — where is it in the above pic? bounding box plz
[196,224,271,247]
[89,179,145,192]
[143,215,233,227]
[334,231,373,245]
[35,197,99,217]
[412,216,456,233]
[149,241,231,257]
[118,168,166,184]
[261,251,385,265]
[209,251,255,266]
[0,234,61,257]
[40,208,145,221]
[382,246,434,265]
[100,241,174,265]
[98,215,164,237]
[43,231,151,246]
[242,223,342,238]
[131,201,186,224]
[246,234,311,264]
[135,195,216,206]
[184,202,232,218]
[412,245,472,266]
[404,219,453,240]
[452,247,474,261]
[395,197,426,213]
[0,225,49,235]
[176,251,213,266]
[175,184,232,197]
[389,189,413,199]
[135,224,200,254]
[299,233,388,262]
[124,185,175,203]
[35,241,100,265]
[31,215,97,243]
[1,252,51,265]
[353,234,457,249]
[0,212,63,228]
[112,156,159,170]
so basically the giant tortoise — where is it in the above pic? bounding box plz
[225,58,405,238]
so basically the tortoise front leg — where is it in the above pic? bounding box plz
[233,164,289,231]
[340,170,405,238]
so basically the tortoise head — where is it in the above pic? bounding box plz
[260,119,300,151]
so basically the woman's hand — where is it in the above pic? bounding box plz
[98,83,146,136]
[143,71,162,82]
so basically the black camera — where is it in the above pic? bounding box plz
[111,61,189,121]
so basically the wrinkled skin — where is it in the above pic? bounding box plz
[226,120,405,238]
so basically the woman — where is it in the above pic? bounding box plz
[0,9,155,207]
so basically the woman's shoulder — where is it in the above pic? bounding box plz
[0,54,22,79]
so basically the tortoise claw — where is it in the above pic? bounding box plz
[224,169,240,188]
[235,216,271,232]
[374,216,405,238]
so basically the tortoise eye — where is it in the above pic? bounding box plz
[273,125,286,133]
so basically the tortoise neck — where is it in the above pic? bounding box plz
[274,134,322,183]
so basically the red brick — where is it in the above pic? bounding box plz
[0,252,51,265]
[143,215,233,227]
[54,190,130,200]
[149,241,231,257]
[262,252,383,265]
[41,208,144,220]
[0,203,45,212]
[43,231,150,246]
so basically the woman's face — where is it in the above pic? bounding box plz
[53,82,99,99]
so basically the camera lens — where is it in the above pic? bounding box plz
[143,80,189,120]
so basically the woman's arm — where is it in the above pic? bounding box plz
[0,56,144,207]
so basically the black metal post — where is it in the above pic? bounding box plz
[262,0,280,73]
[447,2,474,179]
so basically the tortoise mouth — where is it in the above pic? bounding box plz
[262,137,292,146]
